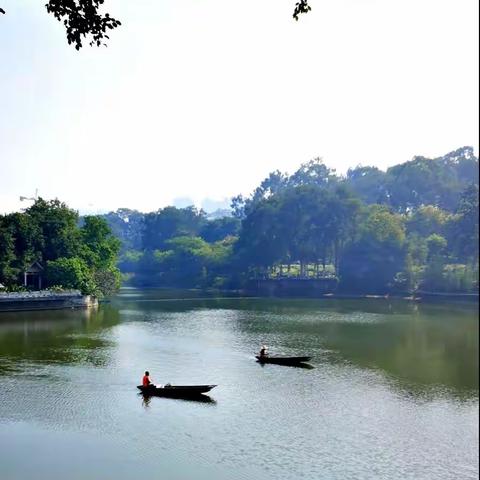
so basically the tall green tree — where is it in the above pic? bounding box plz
[25,198,80,263]
[199,217,240,243]
[449,184,479,264]
[346,166,389,205]
[143,206,207,251]
[80,216,121,269]
[0,217,17,285]
[100,209,144,252]
[385,147,478,212]
[339,205,406,293]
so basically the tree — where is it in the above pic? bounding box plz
[143,236,233,288]
[92,268,121,296]
[0,217,17,286]
[420,234,448,292]
[288,158,337,189]
[46,257,96,294]
[79,216,122,295]
[345,166,389,205]
[143,206,206,251]
[339,205,406,293]
[231,195,248,220]
[446,184,479,264]
[0,212,42,277]
[425,234,447,261]
[234,184,360,278]
[80,216,121,269]
[275,185,357,276]
[385,147,478,212]
[232,158,339,222]
[234,196,285,276]
[406,205,449,238]
[250,170,289,206]
[25,198,80,263]
[323,185,361,272]
[200,217,240,243]
[0,1,312,50]
[99,209,144,252]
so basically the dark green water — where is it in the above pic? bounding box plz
[0,289,478,479]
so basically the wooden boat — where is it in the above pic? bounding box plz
[137,384,217,397]
[255,355,311,365]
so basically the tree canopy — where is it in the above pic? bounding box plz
[0,199,120,296]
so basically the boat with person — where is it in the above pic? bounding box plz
[137,384,217,398]
[255,355,311,366]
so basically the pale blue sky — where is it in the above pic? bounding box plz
[0,0,478,214]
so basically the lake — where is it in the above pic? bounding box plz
[0,289,478,480]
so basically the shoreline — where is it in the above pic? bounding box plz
[120,286,479,303]
[1,287,477,313]
[0,291,98,312]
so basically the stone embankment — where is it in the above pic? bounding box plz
[0,290,98,312]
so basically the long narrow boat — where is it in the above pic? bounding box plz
[255,355,311,365]
[137,384,217,397]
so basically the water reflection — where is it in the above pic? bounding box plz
[139,393,216,405]
[256,360,315,369]
[224,300,478,394]
[141,394,151,409]
[0,306,121,375]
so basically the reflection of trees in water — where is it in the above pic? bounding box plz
[227,299,478,395]
[0,305,121,373]
[113,295,422,317]
[311,310,477,394]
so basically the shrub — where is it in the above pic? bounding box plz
[46,257,96,295]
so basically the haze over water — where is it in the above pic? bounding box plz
[0,289,478,480]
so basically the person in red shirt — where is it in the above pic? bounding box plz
[142,371,153,387]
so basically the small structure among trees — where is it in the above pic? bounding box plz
[23,261,44,290]
[0,199,121,297]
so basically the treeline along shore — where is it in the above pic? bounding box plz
[1,146,478,298]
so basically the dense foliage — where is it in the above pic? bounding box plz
[107,147,478,294]
[0,199,120,296]
[1,147,477,295]
[113,208,239,289]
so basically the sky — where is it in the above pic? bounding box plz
[0,0,478,214]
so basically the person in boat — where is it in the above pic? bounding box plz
[142,371,154,388]
[259,344,268,357]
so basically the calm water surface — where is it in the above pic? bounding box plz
[0,289,478,479]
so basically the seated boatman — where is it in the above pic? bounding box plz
[142,371,154,388]
[259,344,268,357]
